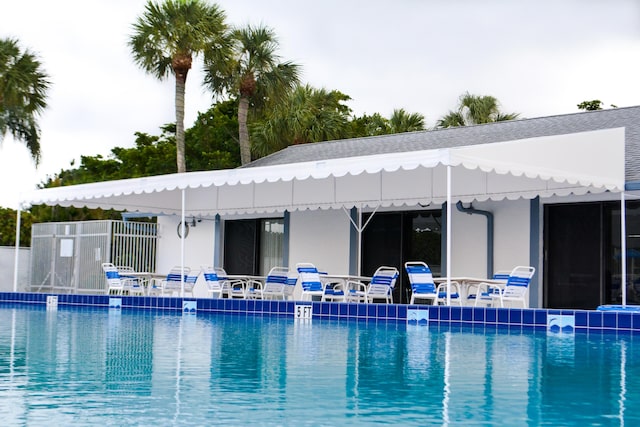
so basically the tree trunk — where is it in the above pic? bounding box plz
[175,74,187,173]
[238,96,251,165]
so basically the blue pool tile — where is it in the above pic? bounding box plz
[321,303,330,315]
[367,304,376,318]
[497,308,509,324]
[357,304,367,317]
[429,307,439,320]
[618,313,632,329]
[509,309,523,324]
[450,307,462,321]
[602,312,617,329]
[588,311,603,328]
[461,307,473,322]
[473,307,485,322]
[439,307,450,321]
[339,303,348,316]
[397,305,407,320]
[485,309,497,323]
[522,310,534,325]
[534,310,547,326]
[574,311,588,328]
[330,303,339,316]
[387,305,397,319]
[348,303,357,317]
[376,304,388,319]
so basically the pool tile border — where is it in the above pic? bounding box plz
[2,292,640,333]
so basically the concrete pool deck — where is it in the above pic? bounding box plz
[1,291,639,334]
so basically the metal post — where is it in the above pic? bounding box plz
[13,206,21,292]
[180,189,186,298]
[621,191,627,306]
[446,165,452,306]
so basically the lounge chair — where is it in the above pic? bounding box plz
[490,266,536,308]
[150,266,191,297]
[466,270,510,307]
[261,267,290,300]
[405,261,438,305]
[405,261,461,305]
[346,266,399,304]
[183,270,200,297]
[214,267,246,299]
[102,262,144,296]
[296,263,326,301]
[203,266,224,298]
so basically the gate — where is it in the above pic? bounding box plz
[30,220,157,294]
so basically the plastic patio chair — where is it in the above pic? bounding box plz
[102,262,145,296]
[346,266,399,304]
[490,266,536,308]
[261,267,290,300]
[202,266,224,298]
[296,263,326,301]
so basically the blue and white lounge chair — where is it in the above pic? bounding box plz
[346,266,399,303]
[466,271,510,307]
[490,266,536,308]
[405,261,439,305]
[102,262,144,296]
[183,270,200,298]
[405,261,461,305]
[203,266,224,298]
[214,267,246,299]
[261,267,290,300]
[296,263,325,301]
[150,266,191,297]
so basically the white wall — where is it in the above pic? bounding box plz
[0,247,30,292]
[156,216,215,298]
[288,209,351,274]
[450,200,531,277]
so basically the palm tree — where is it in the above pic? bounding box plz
[388,108,425,133]
[204,24,300,165]
[250,85,352,158]
[129,0,229,173]
[0,37,50,164]
[437,92,519,128]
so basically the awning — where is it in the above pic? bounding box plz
[19,127,625,216]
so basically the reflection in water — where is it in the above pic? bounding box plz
[0,307,639,425]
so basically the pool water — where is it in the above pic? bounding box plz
[0,305,639,426]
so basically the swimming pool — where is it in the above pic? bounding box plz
[0,305,638,426]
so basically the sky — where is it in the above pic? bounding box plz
[1,0,639,209]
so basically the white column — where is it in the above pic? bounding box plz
[446,165,452,306]
[13,206,22,292]
[180,189,186,298]
[621,191,627,306]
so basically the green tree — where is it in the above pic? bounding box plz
[250,85,352,157]
[0,37,50,164]
[577,100,603,111]
[0,207,32,246]
[388,108,425,133]
[437,92,519,128]
[129,0,229,173]
[204,24,300,165]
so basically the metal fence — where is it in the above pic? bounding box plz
[30,220,157,294]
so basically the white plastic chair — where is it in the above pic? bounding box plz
[346,266,399,304]
[261,267,290,300]
[150,266,191,297]
[296,263,325,301]
[203,266,224,298]
[490,266,536,308]
[102,263,144,296]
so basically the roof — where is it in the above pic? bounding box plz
[246,106,640,182]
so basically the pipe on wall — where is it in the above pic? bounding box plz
[456,201,494,278]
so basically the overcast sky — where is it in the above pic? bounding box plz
[1,0,639,209]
